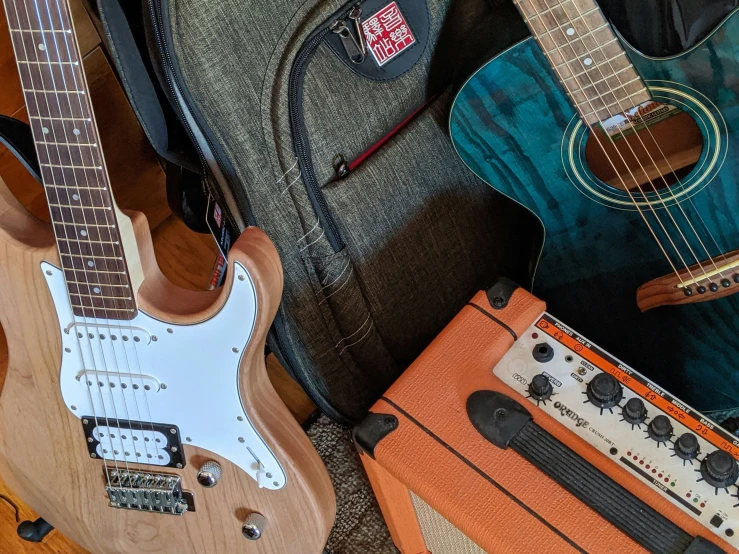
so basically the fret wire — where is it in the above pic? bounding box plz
[70,292,132,300]
[52,217,115,223]
[23,88,85,94]
[49,202,112,209]
[60,252,123,261]
[70,302,136,310]
[552,50,626,70]
[563,62,631,84]
[29,115,90,121]
[65,268,126,275]
[67,280,130,287]
[18,59,78,65]
[58,237,121,245]
[579,89,649,116]
[574,80,645,105]
[41,162,102,169]
[523,3,600,33]
[39,141,97,147]
[544,34,616,57]
[8,28,72,33]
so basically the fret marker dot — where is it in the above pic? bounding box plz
[87,261,94,267]
[72,194,79,201]
[584,57,593,66]
[566,28,575,36]
[38,44,45,51]
[42,127,49,135]
[73,128,81,136]
[93,287,101,294]
[79,229,87,236]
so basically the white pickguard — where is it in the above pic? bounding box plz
[42,260,286,490]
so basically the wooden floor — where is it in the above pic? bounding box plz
[0,2,314,551]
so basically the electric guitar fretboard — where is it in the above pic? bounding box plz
[4,0,136,320]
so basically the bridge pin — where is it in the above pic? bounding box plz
[709,282,719,292]
[734,274,739,284]
[683,287,693,297]
[722,278,731,288]
[697,285,707,294]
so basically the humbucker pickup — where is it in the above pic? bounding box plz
[82,417,185,468]
[105,468,195,515]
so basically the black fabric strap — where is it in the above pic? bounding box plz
[510,420,696,554]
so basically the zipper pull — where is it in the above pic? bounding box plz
[348,6,367,60]
[330,7,366,64]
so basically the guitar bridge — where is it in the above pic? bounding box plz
[105,468,195,515]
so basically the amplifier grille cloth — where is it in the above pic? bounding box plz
[409,492,486,553]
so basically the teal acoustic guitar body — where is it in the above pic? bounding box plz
[450,10,739,418]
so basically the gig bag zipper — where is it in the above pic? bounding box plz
[287,1,366,253]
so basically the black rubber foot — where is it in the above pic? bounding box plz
[17,518,54,542]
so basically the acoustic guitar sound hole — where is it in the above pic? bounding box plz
[585,101,703,194]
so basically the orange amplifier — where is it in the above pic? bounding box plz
[354,279,738,554]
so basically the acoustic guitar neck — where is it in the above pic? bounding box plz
[4,0,136,320]
[512,0,651,124]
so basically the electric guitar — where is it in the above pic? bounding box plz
[0,0,335,552]
[450,0,739,420]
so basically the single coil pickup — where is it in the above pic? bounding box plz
[76,369,162,392]
[83,417,185,468]
[64,321,152,344]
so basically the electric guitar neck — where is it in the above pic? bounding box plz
[5,0,137,320]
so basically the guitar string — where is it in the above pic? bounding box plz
[528,0,712,286]
[48,0,159,468]
[27,0,135,479]
[6,0,117,486]
[517,0,692,283]
[560,0,728,284]
[561,0,733,275]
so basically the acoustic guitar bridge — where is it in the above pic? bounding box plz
[105,468,195,515]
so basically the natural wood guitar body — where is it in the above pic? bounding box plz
[0,176,335,553]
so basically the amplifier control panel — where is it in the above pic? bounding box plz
[494,312,739,548]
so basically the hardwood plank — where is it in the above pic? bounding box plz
[82,47,170,229]
[152,214,219,290]
[267,353,317,423]
[0,0,98,115]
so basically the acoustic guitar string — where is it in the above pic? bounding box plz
[6,0,117,486]
[27,0,135,480]
[517,0,692,283]
[531,0,714,286]
[560,0,728,283]
[48,0,159,469]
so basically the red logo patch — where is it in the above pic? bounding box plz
[213,203,223,227]
[361,2,415,67]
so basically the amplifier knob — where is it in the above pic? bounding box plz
[528,374,553,402]
[674,433,700,461]
[586,373,623,410]
[621,398,648,425]
[647,415,673,443]
[700,451,739,488]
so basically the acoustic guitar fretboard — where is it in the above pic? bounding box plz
[3,0,136,320]
[513,0,651,124]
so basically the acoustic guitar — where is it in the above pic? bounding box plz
[0,0,335,552]
[450,0,739,419]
